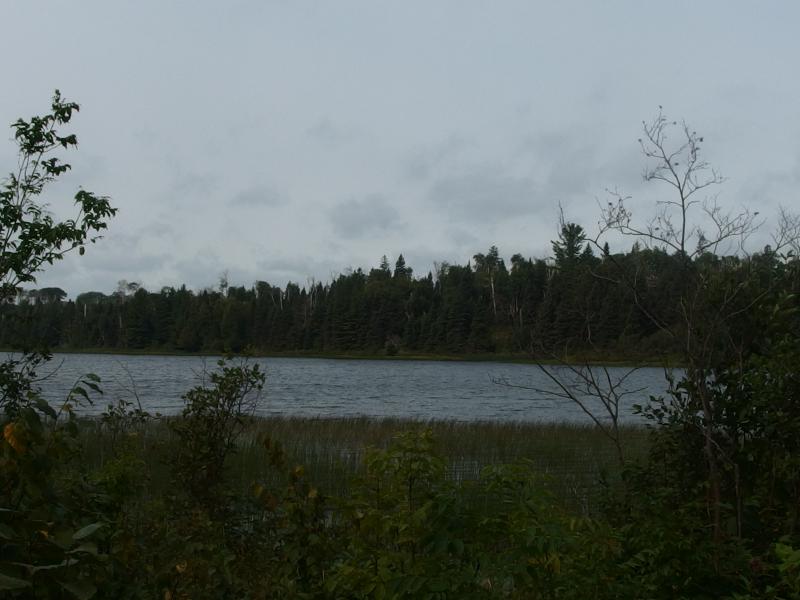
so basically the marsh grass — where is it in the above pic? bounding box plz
[79,416,650,514]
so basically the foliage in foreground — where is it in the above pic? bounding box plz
[1,357,800,598]
[0,354,800,598]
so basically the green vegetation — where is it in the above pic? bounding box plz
[78,416,649,513]
[2,95,800,598]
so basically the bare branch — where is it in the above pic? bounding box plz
[602,109,755,260]
[771,205,800,259]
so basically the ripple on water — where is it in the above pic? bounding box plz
[37,354,668,423]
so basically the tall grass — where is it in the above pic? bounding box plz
[79,416,650,514]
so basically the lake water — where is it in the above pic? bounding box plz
[28,353,672,423]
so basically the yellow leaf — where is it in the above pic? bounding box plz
[550,553,561,574]
[3,423,25,454]
[175,561,187,574]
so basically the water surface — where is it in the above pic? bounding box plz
[30,354,670,423]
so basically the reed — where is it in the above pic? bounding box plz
[79,416,650,513]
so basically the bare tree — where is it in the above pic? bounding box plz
[599,108,759,259]
[495,363,644,466]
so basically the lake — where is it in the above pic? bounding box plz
[29,353,672,423]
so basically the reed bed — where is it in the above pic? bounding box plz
[79,416,650,514]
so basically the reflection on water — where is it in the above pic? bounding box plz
[28,354,672,423]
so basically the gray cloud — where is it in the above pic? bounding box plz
[446,227,480,249]
[427,167,538,222]
[34,231,172,296]
[256,255,348,285]
[230,185,284,208]
[170,252,255,292]
[87,251,170,280]
[164,171,218,207]
[79,228,172,280]
[328,194,403,239]
[403,135,471,181]
[4,2,800,293]
[306,117,354,146]
[515,131,606,197]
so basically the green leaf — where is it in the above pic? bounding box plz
[83,381,102,394]
[72,522,103,541]
[0,573,31,590]
[70,386,89,401]
[30,561,69,573]
[60,579,97,600]
[68,542,98,556]
[34,396,58,419]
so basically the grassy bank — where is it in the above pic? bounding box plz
[80,415,650,514]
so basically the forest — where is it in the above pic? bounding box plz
[1,237,777,361]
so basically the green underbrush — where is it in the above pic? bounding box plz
[4,358,800,598]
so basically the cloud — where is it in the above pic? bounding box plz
[446,227,480,249]
[33,230,172,296]
[78,228,171,277]
[515,131,607,197]
[306,117,353,146]
[427,167,538,222]
[6,1,798,300]
[402,134,471,181]
[328,193,403,239]
[162,171,219,207]
[255,255,347,285]
[171,252,255,291]
[230,185,284,207]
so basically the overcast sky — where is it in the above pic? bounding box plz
[2,1,799,295]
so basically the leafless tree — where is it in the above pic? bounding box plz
[599,108,760,259]
[495,362,645,466]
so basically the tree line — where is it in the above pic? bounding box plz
[3,232,776,359]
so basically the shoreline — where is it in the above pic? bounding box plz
[5,346,680,368]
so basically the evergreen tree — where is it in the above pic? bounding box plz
[393,254,411,280]
[551,222,589,269]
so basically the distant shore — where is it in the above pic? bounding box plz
[5,346,680,368]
